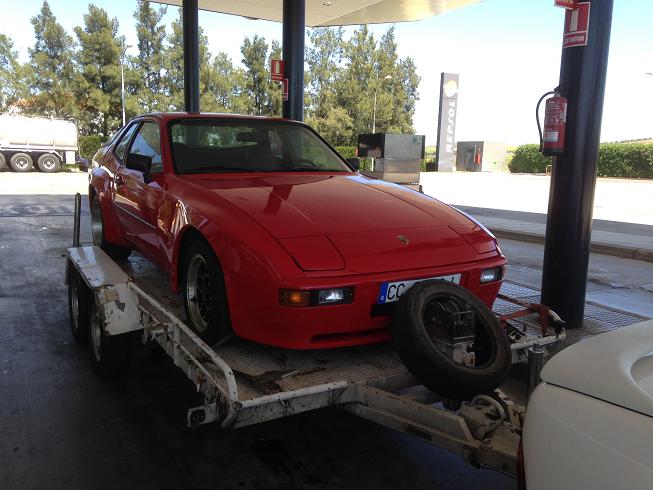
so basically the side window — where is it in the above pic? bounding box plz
[114,123,139,162]
[128,122,163,173]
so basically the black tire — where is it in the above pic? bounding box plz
[37,153,61,173]
[88,302,132,377]
[91,196,131,260]
[68,267,91,344]
[0,152,6,170]
[391,280,512,401]
[9,152,33,172]
[182,239,232,345]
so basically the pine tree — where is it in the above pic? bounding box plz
[241,35,281,116]
[132,0,167,113]
[28,1,77,119]
[74,4,127,138]
[0,34,27,113]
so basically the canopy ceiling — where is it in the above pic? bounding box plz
[156,0,481,27]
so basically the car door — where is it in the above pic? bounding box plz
[113,120,166,265]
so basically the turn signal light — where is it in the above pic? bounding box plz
[279,289,311,307]
[480,266,504,283]
[279,287,354,307]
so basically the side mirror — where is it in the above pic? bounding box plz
[346,157,360,171]
[125,153,152,182]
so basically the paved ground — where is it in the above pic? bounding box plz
[0,175,515,489]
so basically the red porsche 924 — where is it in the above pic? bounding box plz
[88,113,506,350]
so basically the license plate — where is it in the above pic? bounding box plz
[377,274,461,304]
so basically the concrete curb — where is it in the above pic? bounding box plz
[490,228,653,263]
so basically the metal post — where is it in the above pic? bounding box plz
[73,193,81,247]
[121,63,126,126]
[282,0,305,121]
[541,0,614,328]
[527,345,544,398]
[182,0,200,113]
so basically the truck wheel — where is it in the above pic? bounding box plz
[182,239,232,346]
[391,280,512,401]
[0,152,6,170]
[91,196,131,260]
[88,302,132,377]
[37,153,61,173]
[9,153,33,172]
[68,268,91,344]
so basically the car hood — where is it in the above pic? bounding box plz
[541,319,653,417]
[182,173,497,272]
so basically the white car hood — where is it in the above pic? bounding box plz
[541,319,653,417]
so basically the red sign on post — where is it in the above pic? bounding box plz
[554,0,576,9]
[282,78,289,101]
[563,2,590,48]
[271,59,284,81]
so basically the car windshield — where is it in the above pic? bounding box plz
[170,119,351,174]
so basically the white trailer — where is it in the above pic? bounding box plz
[0,114,78,173]
[65,195,563,478]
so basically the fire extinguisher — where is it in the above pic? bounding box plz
[537,87,567,156]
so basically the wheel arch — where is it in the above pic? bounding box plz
[172,225,225,294]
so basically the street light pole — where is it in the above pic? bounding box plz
[372,74,392,135]
[120,44,132,127]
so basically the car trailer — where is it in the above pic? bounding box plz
[65,194,564,477]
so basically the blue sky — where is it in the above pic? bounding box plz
[3,0,652,145]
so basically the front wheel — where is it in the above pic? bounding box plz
[182,240,232,346]
[91,196,131,260]
[391,280,512,400]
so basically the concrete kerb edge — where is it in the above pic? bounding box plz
[490,228,653,263]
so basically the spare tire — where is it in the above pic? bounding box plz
[391,280,511,400]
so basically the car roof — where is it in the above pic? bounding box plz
[541,319,653,417]
[140,112,294,124]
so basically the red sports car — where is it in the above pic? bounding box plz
[89,113,506,349]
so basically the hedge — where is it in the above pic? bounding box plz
[334,146,357,158]
[509,142,653,178]
[78,135,104,160]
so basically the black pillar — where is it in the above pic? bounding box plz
[541,0,614,328]
[183,0,200,113]
[282,0,305,121]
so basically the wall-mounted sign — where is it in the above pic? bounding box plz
[554,0,576,9]
[271,59,284,81]
[435,73,459,172]
[563,2,590,48]
[282,78,289,101]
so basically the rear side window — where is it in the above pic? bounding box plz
[129,122,162,173]
[114,123,139,162]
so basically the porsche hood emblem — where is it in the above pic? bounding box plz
[397,234,410,245]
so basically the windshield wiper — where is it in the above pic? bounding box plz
[186,165,255,173]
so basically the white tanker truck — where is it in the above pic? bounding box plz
[0,115,78,173]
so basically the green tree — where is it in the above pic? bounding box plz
[306,27,343,120]
[0,34,27,113]
[241,35,281,116]
[201,52,249,113]
[74,4,127,138]
[27,1,77,119]
[132,0,167,112]
[165,9,211,111]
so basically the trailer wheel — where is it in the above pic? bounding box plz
[9,153,33,172]
[391,280,511,401]
[0,152,6,170]
[91,196,131,260]
[37,153,61,173]
[68,268,91,344]
[182,239,232,345]
[88,302,132,377]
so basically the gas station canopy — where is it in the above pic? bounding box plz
[156,0,480,26]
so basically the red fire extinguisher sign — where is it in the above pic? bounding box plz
[542,96,568,155]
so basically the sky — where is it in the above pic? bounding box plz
[2,0,652,146]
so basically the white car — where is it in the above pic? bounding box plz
[522,319,653,489]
